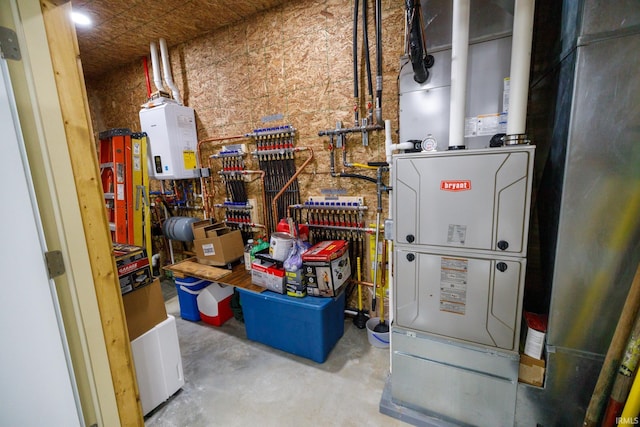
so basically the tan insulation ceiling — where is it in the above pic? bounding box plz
[72,0,289,79]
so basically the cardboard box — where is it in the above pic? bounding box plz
[522,312,548,360]
[190,218,215,240]
[122,278,167,340]
[302,240,351,297]
[194,227,244,266]
[251,259,285,293]
[518,353,546,387]
[113,243,153,294]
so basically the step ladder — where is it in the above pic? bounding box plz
[99,128,132,244]
[131,132,152,258]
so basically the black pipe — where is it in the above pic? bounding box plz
[353,0,359,100]
[339,173,377,184]
[374,0,383,124]
[405,0,434,84]
[375,166,390,213]
[362,0,373,102]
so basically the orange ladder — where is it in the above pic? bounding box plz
[99,128,133,244]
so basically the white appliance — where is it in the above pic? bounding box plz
[393,146,534,351]
[139,102,199,180]
[389,145,534,425]
[130,315,184,415]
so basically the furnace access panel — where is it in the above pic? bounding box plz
[394,248,526,351]
[392,146,535,257]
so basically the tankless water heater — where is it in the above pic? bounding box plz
[139,102,199,180]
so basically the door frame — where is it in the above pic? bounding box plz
[2,0,142,425]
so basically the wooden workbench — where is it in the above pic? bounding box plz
[164,258,265,293]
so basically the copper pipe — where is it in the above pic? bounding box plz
[271,147,314,229]
[198,134,246,145]
[351,279,375,288]
[204,156,217,219]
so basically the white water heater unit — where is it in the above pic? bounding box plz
[139,102,199,180]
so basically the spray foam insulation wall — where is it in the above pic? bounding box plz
[86,0,404,294]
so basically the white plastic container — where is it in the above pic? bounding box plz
[269,232,293,261]
[130,315,184,415]
[366,317,390,348]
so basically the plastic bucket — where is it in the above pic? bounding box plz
[269,232,294,261]
[365,317,390,348]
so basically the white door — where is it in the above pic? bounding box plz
[0,60,82,426]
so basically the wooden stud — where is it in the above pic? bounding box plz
[39,1,143,425]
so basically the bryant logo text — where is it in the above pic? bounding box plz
[440,180,472,192]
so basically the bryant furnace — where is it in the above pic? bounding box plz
[390,146,534,425]
[384,0,536,425]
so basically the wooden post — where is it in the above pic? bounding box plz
[38,1,143,425]
[584,263,640,426]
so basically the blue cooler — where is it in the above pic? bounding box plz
[175,276,211,321]
[237,288,345,363]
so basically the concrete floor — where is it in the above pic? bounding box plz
[145,281,408,427]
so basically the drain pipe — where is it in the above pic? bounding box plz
[159,38,183,105]
[505,0,535,145]
[150,41,166,93]
[448,0,470,150]
[384,120,414,163]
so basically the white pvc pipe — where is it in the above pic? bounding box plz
[159,38,183,105]
[506,0,535,136]
[448,0,470,148]
[384,119,414,163]
[150,41,165,93]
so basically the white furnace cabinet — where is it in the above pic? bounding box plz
[393,146,534,259]
[394,248,526,351]
[390,146,535,425]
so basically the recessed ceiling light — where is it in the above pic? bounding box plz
[71,11,92,27]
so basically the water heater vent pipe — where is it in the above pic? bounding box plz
[447,0,470,150]
[505,0,535,144]
[149,41,165,93]
[159,38,183,105]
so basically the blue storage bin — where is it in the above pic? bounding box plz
[237,288,345,363]
[175,276,210,291]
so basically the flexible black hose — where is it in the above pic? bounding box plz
[406,0,432,83]
[362,0,373,99]
[353,0,359,99]
[339,173,377,184]
[375,0,383,118]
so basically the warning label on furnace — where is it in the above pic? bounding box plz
[440,257,468,315]
[447,224,467,244]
